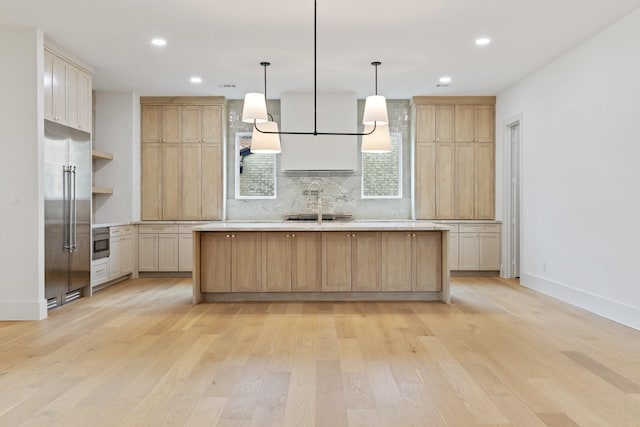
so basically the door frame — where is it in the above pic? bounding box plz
[502,114,524,279]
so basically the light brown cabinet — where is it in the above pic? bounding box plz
[381,232,442,292]
[196,229,449,301]
[200,232,262,292]
[140,98,225,221]
[414,97,495,220]
[262,232,323,292]
[321,232,380,292]
[44,49,92,132]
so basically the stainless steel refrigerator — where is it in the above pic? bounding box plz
[44,120,91,306]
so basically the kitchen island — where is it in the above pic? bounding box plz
[192,221,451,304]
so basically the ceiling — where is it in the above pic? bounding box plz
[1,0,640,99]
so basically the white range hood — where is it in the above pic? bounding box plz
[280,92,358,172]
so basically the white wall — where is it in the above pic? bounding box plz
[0,24,47,320]
[496,8,640,329]
[94,91,140,224]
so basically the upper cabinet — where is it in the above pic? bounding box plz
[44,48,92,132]
[414,97,496,220]
[140,97,225,221]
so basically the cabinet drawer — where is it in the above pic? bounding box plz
[459,223,501,233]
[110,225,134,237]
[138,224,178,234]
[91,258,109,286]
[178,224,198,234]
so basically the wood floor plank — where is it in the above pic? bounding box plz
[1,277,639,426]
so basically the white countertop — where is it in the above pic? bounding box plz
[193,220,452,232]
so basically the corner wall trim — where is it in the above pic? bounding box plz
[0,300,47,321]
[520,273,640,331]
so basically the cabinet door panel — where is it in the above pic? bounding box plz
[76,70,92,132]
[121,236,133,275]
[141,106,162,143]
[162,144,180,220]
[459,234,480,270]
[67,65,79,130]
[202,105,223,143]
[436,142,455,219]
[51,54,68,125]
[436,105,455,142]
[449,232,459,271]
[351,232,380,292]
[182,106,202,143]
[202,143,223,220]
[158,234,179,271]
[44,50,54,121]
[322,233,352,292]
[292,232,322,292]
[109,237,122,279]
[179,234,193,272]
[138,234,159,272]
[232,233,262,292]
[201,233,231,292]
[162,106,181,143]
[415,143,436,219]
[413,232,442,291]
[455,143,475,219]
[141,143,162,220]
[415,105,435,143]
[475,106,494,143]
[262,232,292,292]
[180,144,202,220]
[479,233,500,270]
[475,142,495,219]
[455,105,474,143]
[381,232,412,292]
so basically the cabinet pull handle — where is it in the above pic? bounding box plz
[96,268,104,273]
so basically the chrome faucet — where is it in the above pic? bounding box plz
[306,181,323,224]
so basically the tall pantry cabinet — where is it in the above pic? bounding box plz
[140,97,225,221]
[414,97,495,220]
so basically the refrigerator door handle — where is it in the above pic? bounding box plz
[71,166,77,252]
[63,166,71,252]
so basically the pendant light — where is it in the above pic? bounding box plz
[361,124,391,153]
[241,0,390,151]
[243,62,281,154]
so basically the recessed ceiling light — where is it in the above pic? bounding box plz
[190,76,202,84]
[475,37,491,46]
[151,38,167,46]
[439,76,452,84]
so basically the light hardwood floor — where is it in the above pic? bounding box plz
[1,277,640,426]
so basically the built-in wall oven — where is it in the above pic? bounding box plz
[92,227,110,260]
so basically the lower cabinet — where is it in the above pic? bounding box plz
[138,225,179,272]
[109,226,134,280]
[200,232,262,292]
[322,232,380,292]
[91,258,109,287]
[200,230,447,294]
[381,232,442,291]
[443,222,501,271]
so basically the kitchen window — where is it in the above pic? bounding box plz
[361,132,402,199]
[235,132,277,199]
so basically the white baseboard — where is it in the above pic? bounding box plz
[0,299,47,320]
[520,273,640,331]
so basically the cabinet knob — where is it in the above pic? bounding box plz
[231,234,236,238]
[436,138,439,141]
[408,233,411,237]
[291,233,296,237]
[286,234,290,238]
[413,234,417,237]
[226,234,230,238]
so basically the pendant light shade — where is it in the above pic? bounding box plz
[242,93,269,123]
[361,124,391,153]
[362,95,389,125]
[251,121,281,153]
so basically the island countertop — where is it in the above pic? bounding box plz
[192,220,453,232]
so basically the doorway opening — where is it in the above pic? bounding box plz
[504,117,522,279]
